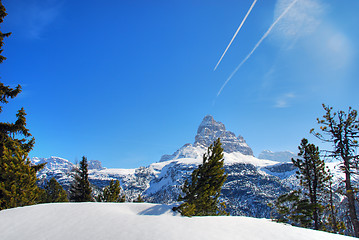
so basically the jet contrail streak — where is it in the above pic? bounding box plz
[213,0,257,71]
[217,0,298,97]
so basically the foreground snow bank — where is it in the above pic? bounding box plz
[0,203,353,240]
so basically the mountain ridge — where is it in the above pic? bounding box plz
[32,115,298,217]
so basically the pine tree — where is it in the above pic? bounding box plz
[40,177,69,203]
[311,104,359,237]
[0,0,11,65]
[273,190,313,228]
[175,138,228,216]
[69,156,93,202]
[291,138,330,230]
[273,139,332,230]
[322,177,346,234]
[97,180,125,202]
[0,0,40,210]
[134,194,144,203]
[0,146,39,209]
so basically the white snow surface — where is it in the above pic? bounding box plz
[89,167,136,180]
[0,203,352,240]
[157,145,278,168]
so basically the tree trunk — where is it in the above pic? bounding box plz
[344,158,359,237]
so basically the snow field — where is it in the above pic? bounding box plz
[0,202,354,240]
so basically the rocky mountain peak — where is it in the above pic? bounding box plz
[159,115,254,162]
[194,115,253,156]
[196,115,225,134]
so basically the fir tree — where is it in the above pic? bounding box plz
[0,1,33,156]
[175,138,228,216]
[273,139,332,230]
[97,180,125,202]
[134,194,144,203]
[291,138,330,230]
[0,146,39,209]
[40,177,68,203]
[273,190,313,228]
[0,0,11,65]
[0,0,40,210]
[311,105,359,237]
[69,156,93,202]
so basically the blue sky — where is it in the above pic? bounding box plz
[2,0,359,168]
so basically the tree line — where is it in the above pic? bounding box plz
[271,104,359,237]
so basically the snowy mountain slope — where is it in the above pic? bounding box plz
[145,150,290,217]
[0,203,353,240]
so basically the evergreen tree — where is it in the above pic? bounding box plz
[134,194,144,203]
[273,139,333,230]
[0,1,33,156]
[0,146,39,209]
[273,190,313,228]
[0,0,41,210]
[40,177,68,203]
[291,138,330,230]
[322,177,346,234]
[97,180,125,202]
[311,104,359,237]
[175,138,228,216]
[69,156,93,202]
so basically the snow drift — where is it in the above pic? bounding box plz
[0,203,353,240]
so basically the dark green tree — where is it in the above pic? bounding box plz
[273,190,313,228]
[311,105,359,237]
[0,146,39,209]
[97,180,125,202]
[39,177,69,203]
[0,0,41,210]
[134,194,144,203]
[291,138,330,230]
[175,138,228,216]
[0,1,33,156]
[69,156,93,202]
[322,177,346,234]
[0,1,11,63]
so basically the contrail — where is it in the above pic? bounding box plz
[213,0,257,71]
[217,0,299,97]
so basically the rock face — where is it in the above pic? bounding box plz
[34,157,106,191]
[161,115,253,163]
[88,160,104,170]
[194,115,253,155]
[33,157,75,190]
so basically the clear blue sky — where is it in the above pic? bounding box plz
[2,0,359,168]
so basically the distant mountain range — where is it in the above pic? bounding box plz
[32,115,343,218]
[258,150,296,163]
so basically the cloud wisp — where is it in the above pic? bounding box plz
[217,0,299,97]
[10,0,64,39]
[274,92,295,108]
[213,0,258,71]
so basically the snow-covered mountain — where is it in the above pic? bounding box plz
[0,203,352,240]
[32,115,300,217]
